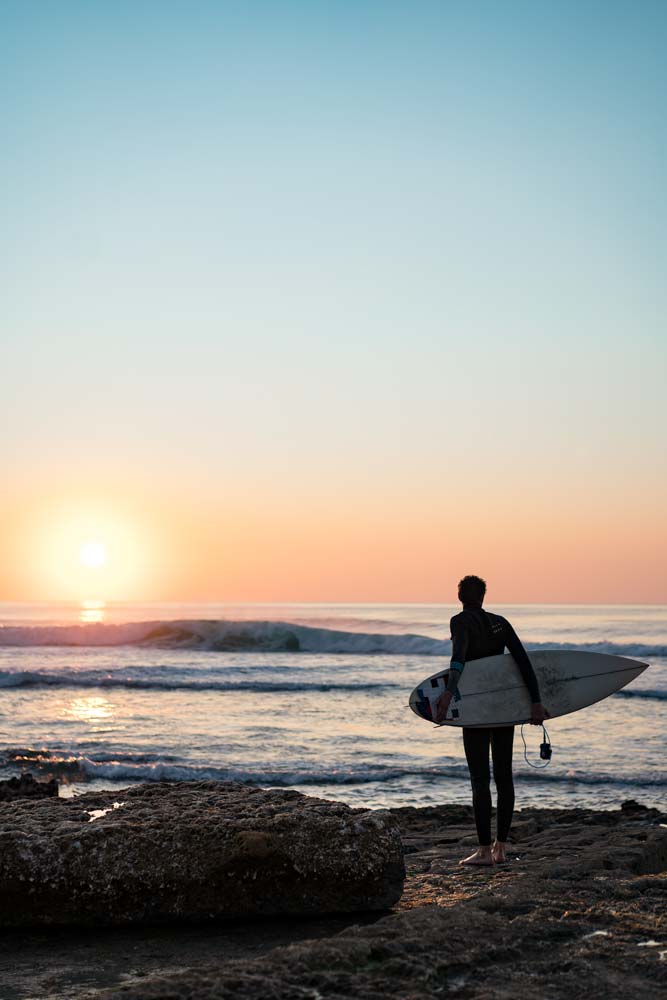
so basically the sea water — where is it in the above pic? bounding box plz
[0,603,665,810]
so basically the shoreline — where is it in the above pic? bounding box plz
[0,795,665,999]
[50,778,667,815]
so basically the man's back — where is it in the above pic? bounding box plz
[450,606,510,662]
[450,606,541,703]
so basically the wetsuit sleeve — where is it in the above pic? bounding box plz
[446,616,469,693]
[450,615,469,664]
[505,623,541,703]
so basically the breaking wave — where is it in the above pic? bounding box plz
[0,619,664,657]
[3,748,667,789]
[2,749,471,785]
[0,620,445,654]
[613,688,667,701]
[0,664,660,697]
[0,667,394,693]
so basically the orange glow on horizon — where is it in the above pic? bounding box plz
[2,493,163,603]
[0,480,665,605]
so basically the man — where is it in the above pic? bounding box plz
[435,575,547,865]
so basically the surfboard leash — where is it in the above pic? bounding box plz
[520,723,552,768]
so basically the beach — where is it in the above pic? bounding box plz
[1,602,665,997]
[0,792,665,999]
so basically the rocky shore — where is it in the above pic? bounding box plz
[0,772,58,802]
[0,782,404,926]
[0,788,665,999]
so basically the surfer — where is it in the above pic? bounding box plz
[435,575,547,866]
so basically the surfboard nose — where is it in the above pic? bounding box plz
[626,659,649,672]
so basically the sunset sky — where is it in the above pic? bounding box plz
[3,1,666,603]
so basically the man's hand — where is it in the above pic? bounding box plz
[530,702,549,725]
[434,690,453,724]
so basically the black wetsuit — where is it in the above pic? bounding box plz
[448,604,541,846]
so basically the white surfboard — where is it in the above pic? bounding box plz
[409,650,648,727]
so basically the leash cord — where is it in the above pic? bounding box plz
[521,722,552,768]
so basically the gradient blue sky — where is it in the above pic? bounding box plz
[3,1,666,601]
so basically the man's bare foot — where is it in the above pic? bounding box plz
[492,841,507,864]
[459,847,493,866]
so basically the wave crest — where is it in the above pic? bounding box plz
[3,749,667,789]
[0,620,446,655]
[0,669,394,693]
[0,619,665,657]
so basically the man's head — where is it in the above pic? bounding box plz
[458,575,486,606]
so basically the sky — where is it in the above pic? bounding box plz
[2,0,666,604]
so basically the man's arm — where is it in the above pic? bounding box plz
[435,617,468,722]
[446,615,468,693]
[505,622,545,716]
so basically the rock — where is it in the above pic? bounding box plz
[98,802,667,1000]
[620,799,660,816]
[1,801,665,999]
[98,906,487,1000]
[621,799,644,812]
[0,781,404,927]
[0,772,58,802]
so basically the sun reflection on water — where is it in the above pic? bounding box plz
[65,696,114,724]
[79,600,106,624]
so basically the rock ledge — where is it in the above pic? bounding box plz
[0,781,405,927]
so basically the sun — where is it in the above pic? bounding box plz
[79,541,108,568]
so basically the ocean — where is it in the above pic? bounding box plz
[0,602,665,810]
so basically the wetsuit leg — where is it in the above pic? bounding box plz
[490,726,515,842]
[462,728,492,846]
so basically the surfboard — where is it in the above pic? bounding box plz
[409,650,648,727]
